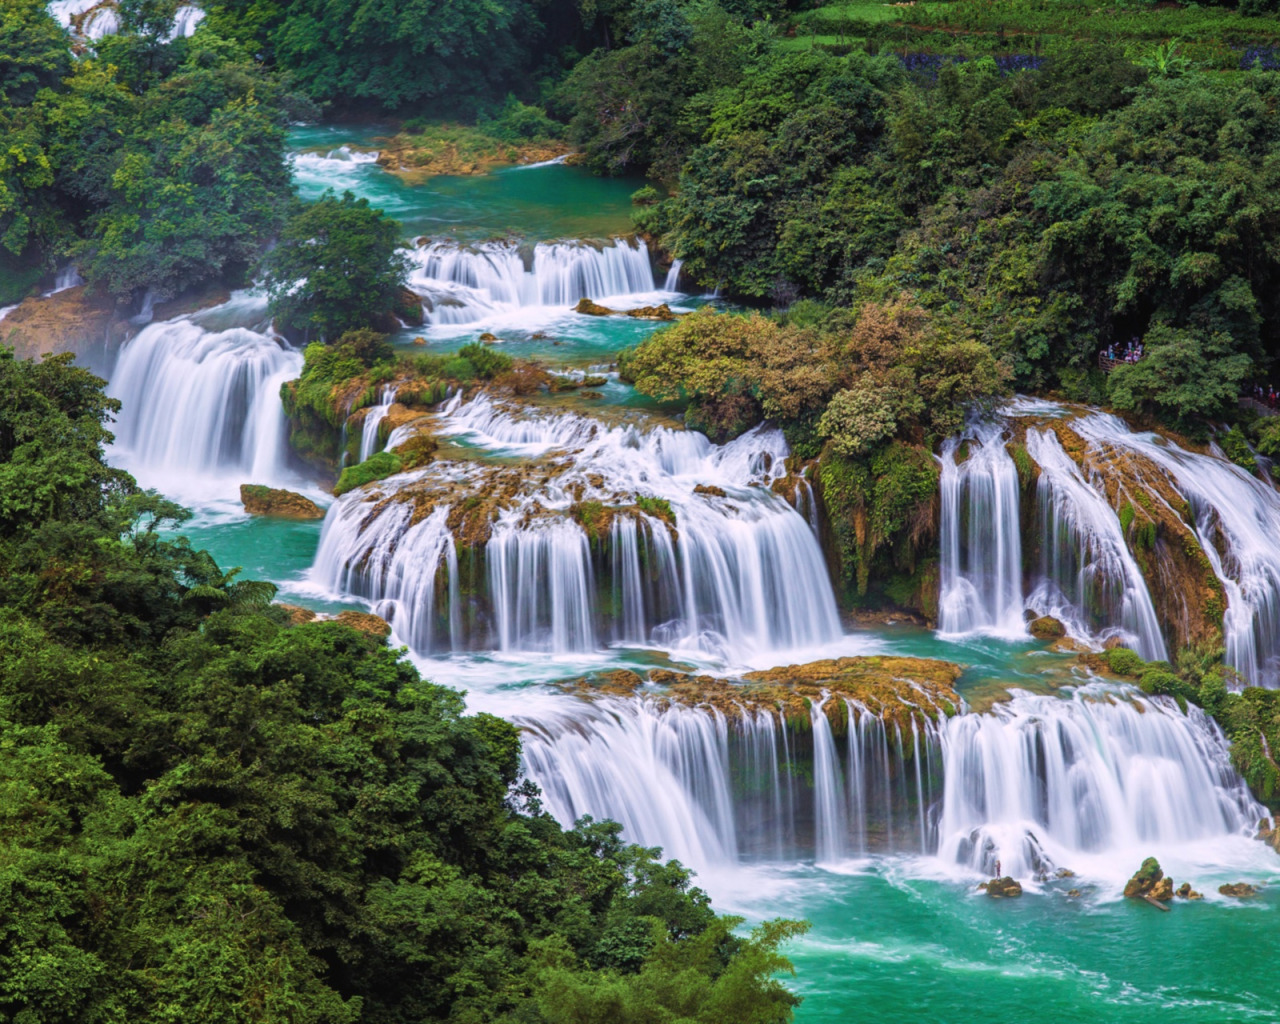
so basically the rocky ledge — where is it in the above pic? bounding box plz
[563,656,963,732]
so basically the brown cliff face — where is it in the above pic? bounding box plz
[1,287,134,366]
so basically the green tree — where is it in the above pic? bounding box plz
[259,191,409,341]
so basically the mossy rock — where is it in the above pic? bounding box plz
[334,451,404,496]
[624,304,678,321]
[694,484,727,498]
[334,611,392,638]
[1123,857,1165,899]
[240,484,325,520]
[574,298,614,316]
[391,431,439,470]
[983,876,1023,898]
[1028,615,1066,639]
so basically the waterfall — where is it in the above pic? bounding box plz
[310,395,842,661]
[1024,428,1167,660]
[358,385,398,462]
[519,683,1259,878]
[406,238,659,325]
[663,259,683,291]
[312,502,462,653]
[43,265,84,296]
[938,419,1025,637]
[936,686,1261,879]
[518,696,945,872]
[108,314,301,499]
[1074,412,1280,688]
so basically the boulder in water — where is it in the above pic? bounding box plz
[985,876,1023,898]
[1124,857,1167,899]
[1218,882,1259,898]
[1175,882,1203,900]
[1029,615,1067,639]
[1257,817,1280,851]
[574,298,614,316]
[240,484,325,520]
[624,303,678,321]
[479,332,499,342]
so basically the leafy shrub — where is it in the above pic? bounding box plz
[457,341,514,379]
[1105,647,1145,676]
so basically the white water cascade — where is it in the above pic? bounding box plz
[311,395,842,660]
[519,683,1261,878]
[406,238,661,325]
[937,686,1262,879]
[663,259,684,291]
[108,311,302,500]
[1074,412,1280,688]
[938,419,1025,637]
[357,385,399,463]
[519,698,946,872]
[1024,428,1167,660]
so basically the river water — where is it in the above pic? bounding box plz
[99,128,1280,1023]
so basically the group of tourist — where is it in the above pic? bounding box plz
[1249,383,1280,410]
[1103,340,1145,364]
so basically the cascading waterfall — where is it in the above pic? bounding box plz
[1024,428,1167,660]
[519,683,1260,877]
[1074,412,1280,688]
[937,685,1262,879]
[406,237,660,325]
[310,395,842,660]
[518,697,945,871]
[938,419,1025,637]
[663,259,684,291]
[108,312,301,497]
[358,385,399,462]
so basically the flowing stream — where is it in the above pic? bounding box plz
[90,137,1280,1023]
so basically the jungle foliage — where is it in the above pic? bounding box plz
[0,347,808,1023]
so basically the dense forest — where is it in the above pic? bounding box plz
[5,0,1280,1019]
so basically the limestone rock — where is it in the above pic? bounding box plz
[1,286,132,364]
[1175,882,1203,900]
[1124,857,1166,899]
[694,484,727,498]
[479,332,499,342]
[334,611,392,638]
[1029,615,1067,639]
[1218,882,1259,898]
[276,604,317,626]
[1149,876,1174,901]
[623,303,678,321]
[240,484,325,519]
[1257,817,1280,851]
[985,876,1023,898]
[574,298,614,316]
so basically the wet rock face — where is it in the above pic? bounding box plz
[1,286,133,365]
[240,484,325,519]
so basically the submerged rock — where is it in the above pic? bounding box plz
[1028,615,1066,639]
[240,484,325,519]
[984,876,1023,898]
[1218,882,1259,898]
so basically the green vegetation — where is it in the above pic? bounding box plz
[333,449,405,495]
[0,347,808,1022]
[0,0,301,304]
[260,192,409,341]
